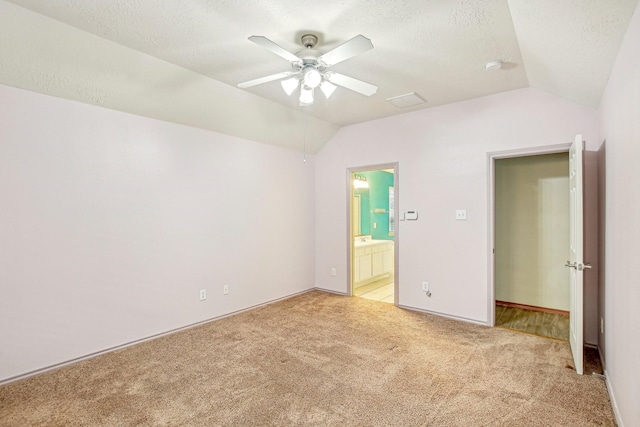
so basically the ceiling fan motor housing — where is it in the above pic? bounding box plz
[301,34,318,49]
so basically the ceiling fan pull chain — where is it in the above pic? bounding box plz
[303,111,307,164]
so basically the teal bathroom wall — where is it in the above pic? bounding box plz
[360,170,394,240]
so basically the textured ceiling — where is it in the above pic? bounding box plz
[0,0,638,152]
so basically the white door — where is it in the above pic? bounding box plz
[567,134,586,375]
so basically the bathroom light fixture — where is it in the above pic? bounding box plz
[353,175,369,189]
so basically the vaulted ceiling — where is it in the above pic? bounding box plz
[0,0,637,153]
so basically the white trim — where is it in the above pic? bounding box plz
[598,347,623,426]
[604,370,624,427]
[315,287,348,296]
[0,288,314,386]
[487,143,572,328]
[398,304,487,326]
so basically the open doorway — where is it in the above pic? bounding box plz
[492,151,570,340]
[348,163,398,305]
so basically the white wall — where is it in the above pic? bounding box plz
[495,153,569,311]
[0,85,316,382]
[315,87,598,324]
[597,3,640,425]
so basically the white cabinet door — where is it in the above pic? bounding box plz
[359,254,372,282]
[372,252,384,276]
[383,245,394,274]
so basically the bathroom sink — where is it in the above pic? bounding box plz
[354,239,390,248]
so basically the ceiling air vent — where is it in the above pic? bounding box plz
[386,92,426,108]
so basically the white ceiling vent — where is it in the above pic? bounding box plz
[386,92,426,108]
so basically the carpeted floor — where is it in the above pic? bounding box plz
[0,291,615,426]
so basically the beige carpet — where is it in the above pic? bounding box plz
[0,291,615,426]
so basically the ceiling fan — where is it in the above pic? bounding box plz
[237,34,377,106]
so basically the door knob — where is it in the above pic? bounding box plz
[565,261,592,270]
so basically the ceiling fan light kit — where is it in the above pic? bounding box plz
[238,33,378,106]
[280,77,299,96]
[319,80,337,99]
[299,86,314,106]
[302,66,322,88]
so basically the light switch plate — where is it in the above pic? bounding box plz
[456,210,467,220]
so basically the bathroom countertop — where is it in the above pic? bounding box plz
[354,239,393,248]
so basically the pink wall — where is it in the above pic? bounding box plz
[0,85,316,382]
[315,87,598,324]
[597,3,640,425]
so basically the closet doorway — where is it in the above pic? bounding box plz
[493,151,570,340]
[348,163,399,305]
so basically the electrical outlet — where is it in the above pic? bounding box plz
[331,268,337,277]
[456,209,467,220]
[199,289,207,301]
[223,284,229,295]
[422,282,432,297]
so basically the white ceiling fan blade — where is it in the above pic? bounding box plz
[317,35,373,67]
[237,71,294,88]
[248,36,301,63]
[325,72,377,96]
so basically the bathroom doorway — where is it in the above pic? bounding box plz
[348,163,398,305]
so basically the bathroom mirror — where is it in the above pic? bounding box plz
[353,185,370,236]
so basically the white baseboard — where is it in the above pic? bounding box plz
[398,304,487,326]
[313,286,348,296]
[603,369,623,427]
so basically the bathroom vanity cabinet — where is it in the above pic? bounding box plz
[354,240,394,285]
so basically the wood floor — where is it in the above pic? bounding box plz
[495,304,570,341]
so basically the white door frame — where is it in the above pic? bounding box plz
[486,144,571,326]
[347,162,399,306]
